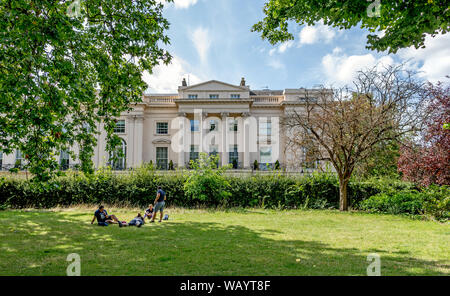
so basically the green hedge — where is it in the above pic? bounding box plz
[360,185,450,221]
[0,169,447,220]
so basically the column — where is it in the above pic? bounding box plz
[134,115,144,167]
[177,112,187,168]
[201,112,208,153]
[221,112,229,167]
[127,116,135,167]
[242,112,250,169]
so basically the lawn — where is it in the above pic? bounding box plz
[0,207,448,276]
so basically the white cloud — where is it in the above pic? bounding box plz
[299,21,337,45]
[321,47,394,86]
[397,33,450,83]
[143,56,202,93]
[268,40,295,56]
[278,40,295,53]
[267,59,285,70]
[157,0,198,9]
[190,27,212,64]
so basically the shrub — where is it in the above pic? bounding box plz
[359,185,449,220]
[421,185,450,221]
[360,191,424,215]
[184,153,232,206]
[0,167,447,220]
[274,160,281,170]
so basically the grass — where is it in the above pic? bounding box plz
[0,207,448,276]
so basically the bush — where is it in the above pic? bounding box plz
[360,191,424,215]
[421,185,450,221]
[0,168,447,221]
[360,185,449,221]
[184,153,231,206]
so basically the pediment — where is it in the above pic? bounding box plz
[182,80,248,92]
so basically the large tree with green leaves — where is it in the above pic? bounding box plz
[252,0,450,53]
[0,0,172,181]
[283,65,427,211]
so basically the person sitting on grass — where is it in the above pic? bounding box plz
[118,213,144,228]
[151,186,166,223]
[143,204,154,221]
[91,205,120,226]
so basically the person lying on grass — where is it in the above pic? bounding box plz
[143,204,154,221]
[91,205,120,226]
[118,213,144,228]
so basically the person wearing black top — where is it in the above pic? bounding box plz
[151,186,166,223]
[91,205,120,226]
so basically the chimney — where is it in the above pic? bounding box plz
[182,78,187,87]
[240,77,246,86]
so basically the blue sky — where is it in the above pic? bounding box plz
[145,0,450,93]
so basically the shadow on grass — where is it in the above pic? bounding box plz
[0,211,448,276]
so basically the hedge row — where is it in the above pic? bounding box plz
[0,169,417,211]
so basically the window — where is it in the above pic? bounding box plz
[109,139,126,170]
[114,120,126,133]
[190,145,199,163]
[156,122,168,135]
[259,121,272,136]
[231,94,240,99]
[15,150,23,168]
[260,147,272,164]
[188,94,198,99]
[156,147,168,170]
[190,120,199,132]
[60,150,70,170]
[229,145,238,167]
[209,94,219,99]
[209,120,218,132]
[229,119,238,132]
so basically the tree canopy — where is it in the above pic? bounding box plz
[398,82,450,186]
[283,65,427,210]
[0,0,172,181]
[252,0,450,53]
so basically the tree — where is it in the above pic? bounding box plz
[398,82,450,186]
[274,160,281,170]
[253,159,259,171]
[354,139,400,178]
[0,0,172,181]
[252,0,450,53]
[283,65,426,211]
[184,153,232,205]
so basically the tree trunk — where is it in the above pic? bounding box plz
[339,178,349,211]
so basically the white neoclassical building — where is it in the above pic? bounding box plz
[0,78,330,171]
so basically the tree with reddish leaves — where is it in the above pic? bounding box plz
[398,82,450,186]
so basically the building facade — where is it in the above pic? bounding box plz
[0,78,330,171]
